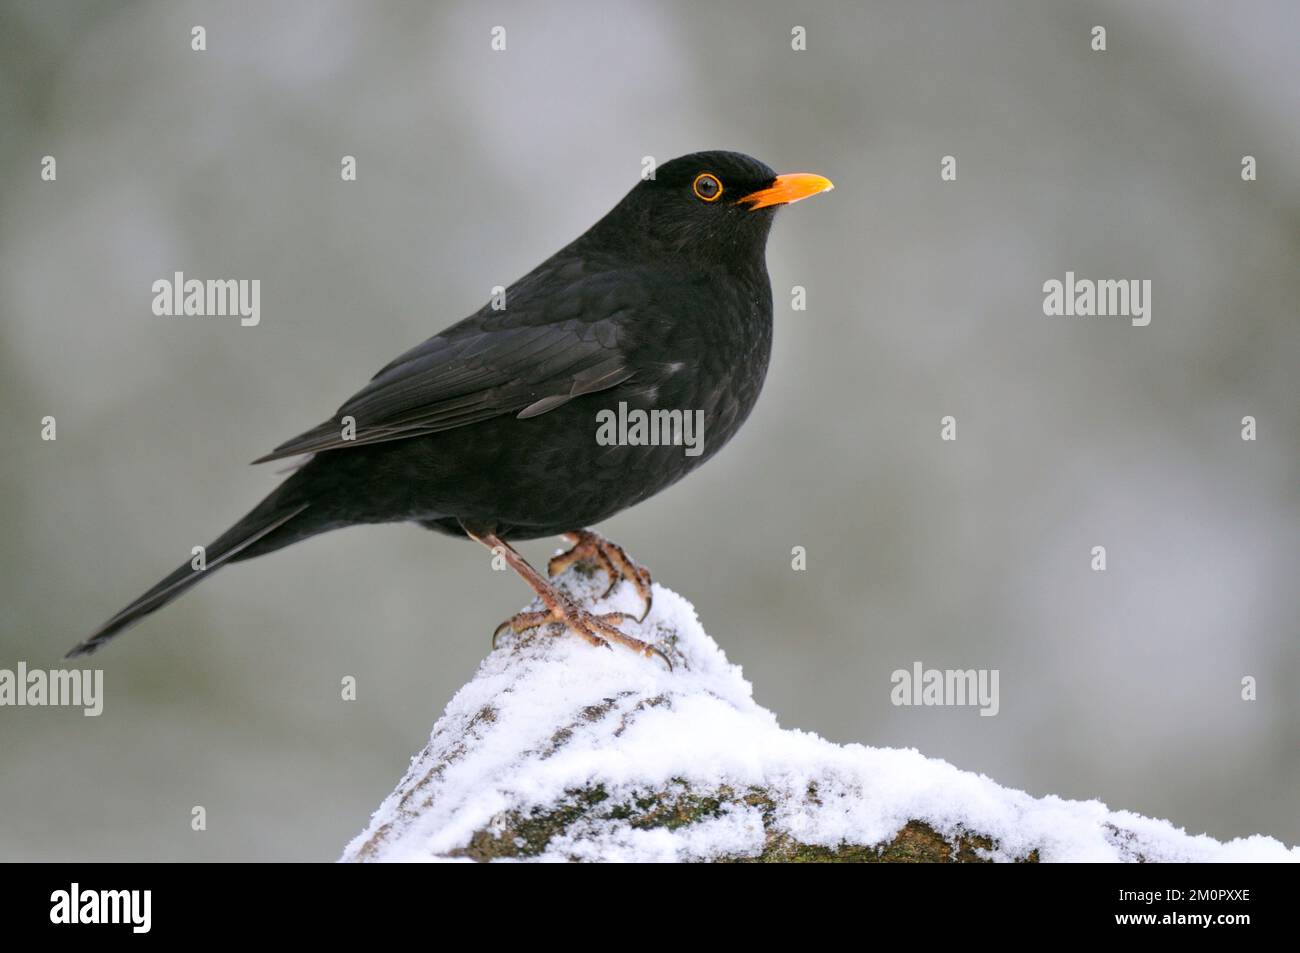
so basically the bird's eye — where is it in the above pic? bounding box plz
[692,173,723,202]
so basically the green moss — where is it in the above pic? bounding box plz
[448,782,1042,863]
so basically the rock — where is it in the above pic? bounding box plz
[341,566,1298,863]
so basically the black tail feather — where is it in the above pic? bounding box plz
[67,500,310,658]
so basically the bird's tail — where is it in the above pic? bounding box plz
[67,485,313,659]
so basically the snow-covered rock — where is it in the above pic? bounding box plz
[341,566,1298,863]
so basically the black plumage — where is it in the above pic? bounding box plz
[71,150,832,660]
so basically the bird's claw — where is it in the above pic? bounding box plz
[548,530,654,622]
[491,597,670,670]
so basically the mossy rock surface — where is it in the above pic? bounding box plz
[450,781,1040,862]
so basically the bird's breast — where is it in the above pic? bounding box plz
[620,269,773,461]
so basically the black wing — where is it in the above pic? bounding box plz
[253,268,637,464]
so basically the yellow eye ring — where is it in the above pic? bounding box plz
[692,172,723,202]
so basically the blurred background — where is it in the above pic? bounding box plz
[1,0,1296,860]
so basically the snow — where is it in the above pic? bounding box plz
[342,567,1298,863]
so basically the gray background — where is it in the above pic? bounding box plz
[1,0,1296,861]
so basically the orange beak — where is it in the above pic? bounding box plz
[740,172,834,210]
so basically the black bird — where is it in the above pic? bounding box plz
[70,150,833,662]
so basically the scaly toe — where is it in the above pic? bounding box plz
[491,608,555,648]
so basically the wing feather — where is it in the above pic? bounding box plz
[252,272,638,464]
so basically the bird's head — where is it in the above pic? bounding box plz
[596,150,833,266]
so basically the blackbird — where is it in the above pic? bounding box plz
[70,150,832,662]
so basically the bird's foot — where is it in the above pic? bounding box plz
[493,591,671,670]
[548,529,653,622]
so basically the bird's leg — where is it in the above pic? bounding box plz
[548,529,653,622]
[469,530,669,669]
